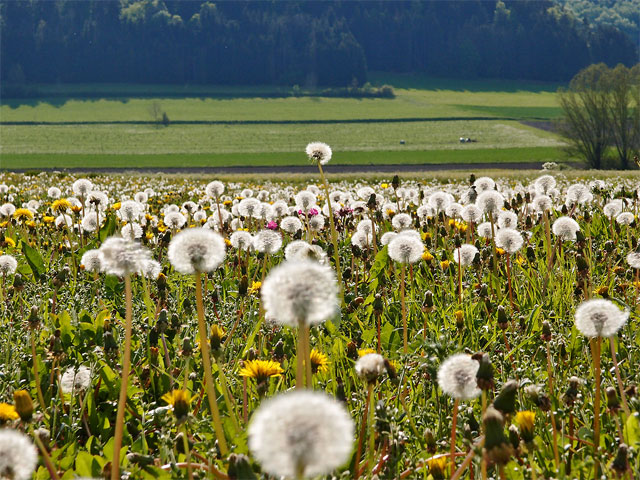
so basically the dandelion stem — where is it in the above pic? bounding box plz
[609,336,631,417]
[30,330,47,420]
[544,342,560,470]
[366,382,376,478]
[590,337,602,480]
[450,398,459,477]
[296,320,305,390]
[111,274,133,480]
[354,383,372,480]
[302,323,313,389]
[194,271,228,456]
[317,163,342,294]
[181,424,194,480]
[401,263,408,354]
[32,427,61,480]
[506,253,514,311]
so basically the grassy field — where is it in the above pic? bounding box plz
[0,147,565,170]
[0,77,568,168]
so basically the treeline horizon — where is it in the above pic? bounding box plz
[1,0,638,89]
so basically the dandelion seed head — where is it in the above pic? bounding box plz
[230,231,254,251]
[48,187,62,199]
[497,211,518,230]
[534,175,556,195]
[355,353,386,383]
[284,240,328,265]
[72,179,93,198]
[205,181,225,198]
[308,214,325,231]
[80,250,103,273]
[134,192,148,204]
[437,353,480,400]
[477,221,494,238]
[121,222,143,240]
[305,142,333,165]
[495,228,524,254]
[454,244,479,266]
[552,216,580,241]
[392,213,413,231]
[262,259,338,327]
[603,200,624,219]
[428,191,453,213]
[473,176,496,193]
[626,251,640,269]
[476,191,504,216]
[142,259,162,279]
[445,202,463,219]
[61,365,91,394]
[164,211,186,230]
[237,197,261,218]
[294,191,317,212]
[380,231,397,246]
[461,204,483,223]
[80,214,97,232]
[574,299,629,338]
[99,237,152,277]
[0,255,17,276]
[350,230,372,249]
[248,390,353,478]
[0,429,38,480]
[280,216,302,234]
[388,232,424,264]
[532,194,552,213]
[253,230,282,254]
[565,184,593,206]
[118,200,143,222]
[0,204,16,218]
[168,228,225,274]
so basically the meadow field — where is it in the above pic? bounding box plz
[1,166,640,479]
[0,77,570,170]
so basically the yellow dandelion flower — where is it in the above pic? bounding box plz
[454,310,464,323]
[43,216,55,224]
[52,198,71,213]
[422,250,434,261]
[12,208,34,222]
[310,349,329,374]
[515,410,536,442]
[3,237,15,248]
[595,286,608,295]
[426,456,449,480]
[158,224,168,233]
[71,205,82,214]
[440,260,450,270]
[224,238,232,247]
[0,403,19,421]
[210,324,225,350]
[223,200,233,206]
[239,360,284,383]
[496,247,506,256]
[248,281,262,295]
[13,390,33,422]
[26,220,36,228]
[448,219,456,227]
[386,209,395,217]
[381,183,389,189]
[161,389,192,420]
[145,232,154,240]
[515,256,526,266]
[111,202,122,210]
[358,348,376,357]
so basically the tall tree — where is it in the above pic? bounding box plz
[607,64,640,169]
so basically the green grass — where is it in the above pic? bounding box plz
[1,120,563,156]
[0,147,569,169]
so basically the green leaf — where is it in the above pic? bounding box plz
[624,412,640,446]
[75,452,94,477]
[21,240,45,279]
[369,246,389,282]
[99,215,117,243]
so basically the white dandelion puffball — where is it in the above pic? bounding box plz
[565,184,593,206]
[626,252,640,269]
[603,200,624,219]
[294,191,317,212]
[445,202,463,219]
[473,176,496,192]
[495,228,524,254]
[121,222,143,240]
[534,175,556,195]
[253,230,282,254]
[168,228,226,274]
[461,204,483,223]
[118,200,143,223]
[99,237,152,277]
[477,221,494,239]
[351,230,372,249]
[72,178,93,198]
[205,180,225,198]
[280,216,303,234]
[48,186,62,199]
[552,216,580,241]
[388,233,424,264]
[305,142,332,165]
[428,191,453,213]
[437,353,480,400]
[616,212,634,226]
[261,259,338,327]
[80,250,103,273]
[142,259,162,279]
[309,214,325,231]
[134,192,148,204]
[284,240,328,264]
[476,190,504,216]
[61,365,92,394]
[380,231,397,246]
[574,299,629,338]
[497,211,518,229]
[0,255,18,276]
[454,244,479,266]
[0,429,38,480]
[355,353,386,383]
[249,390,353,478]
[392,213,413,231]
[532,194,552,213]
[164,211,186,229]
[230,231,254,251]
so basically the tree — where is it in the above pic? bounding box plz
[558,63,612,169]
[607,64,640,169]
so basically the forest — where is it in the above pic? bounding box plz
[1,0,638,89]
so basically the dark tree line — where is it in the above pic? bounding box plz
[1,0,638,89]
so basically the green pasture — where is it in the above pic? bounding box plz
[1,147,568,169]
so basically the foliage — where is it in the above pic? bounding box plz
[558,63,640,169]
[0,0,637,87]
